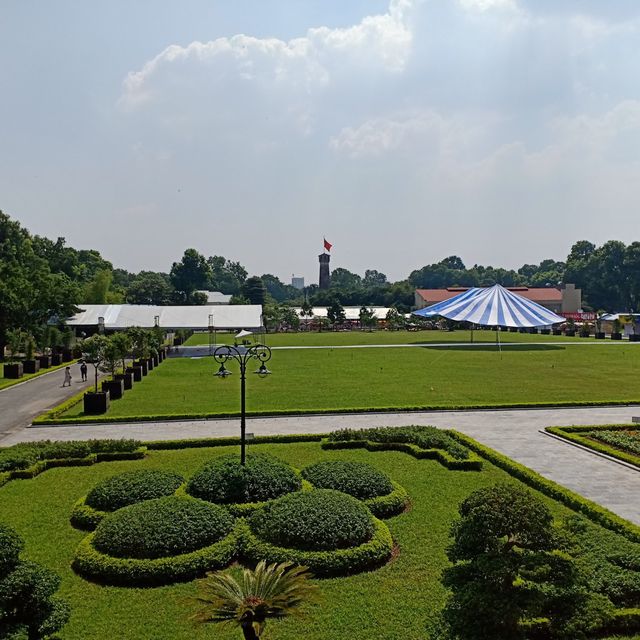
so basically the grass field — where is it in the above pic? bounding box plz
[0,440,637,640]
[59,343,640,419]
[184,328,581,347]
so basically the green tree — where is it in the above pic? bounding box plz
[82,268,116,303]
[127,327,151,362]
[81,334,110,393]
[359,306,377,331]
[437,484,609,640]
[385,307,405,331]
[126,271,174,305]
[110,331,132,374]
[0,211,79,357]
[330,267,361,290]
[170,249,211,303]
[327,300,346,327]
[242,277,267,306]
[191,560,318,640]
[363,269,388,286]
[280,306,300,331]
[0,523,70,639]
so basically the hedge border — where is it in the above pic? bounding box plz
[70,496,107,531]
[238,517,394,577]
[448,430,640,544]
[145,434,324,450]
[321,438,483,471]
[72,528,238,586]
[364,481,411,519]
[0,449,146,486]
[545,424,640,469]
[32,399,640,425]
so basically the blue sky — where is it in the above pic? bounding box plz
[2,0,640,284]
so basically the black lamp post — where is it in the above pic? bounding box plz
[213,343,272,465]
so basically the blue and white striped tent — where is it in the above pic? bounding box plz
[413,284,565,328]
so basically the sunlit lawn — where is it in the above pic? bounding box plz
[60,343,640,419]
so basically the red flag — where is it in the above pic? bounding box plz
[323,238,332,252]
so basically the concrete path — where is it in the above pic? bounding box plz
[0,363,98,440]
[4,405,639,525]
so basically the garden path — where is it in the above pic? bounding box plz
[3,405,639,525]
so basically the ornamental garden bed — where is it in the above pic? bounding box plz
[1,435,639,639]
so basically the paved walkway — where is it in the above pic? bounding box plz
[0,363,98,440]
[4,405,639,525]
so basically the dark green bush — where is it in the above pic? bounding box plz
[92,497,234,559]
[302,460,393,500]
[364,482,410,519]
[328,425,471,460]
[186,454,301,504]
[249,489,375,551]
[0,524,24,574]
[239,518,394,577]
[85,470,184,512]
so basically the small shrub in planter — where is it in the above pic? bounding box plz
[611,333,622,340]
[85,469,184,512]
[101,379,124,400]
[146,357,154,371]
[92,497,234,559]
[83,391,110,415]
[249,489,375,551]
[22,359,40,374]
[3,363,23,379]
[301,460,393,500]
[51,353,63,366]
[115,371,133,390]
[38,354,52,368]
[152,354,159,367]
[127,365,142,382]
[187,454,301,504]
[134,360,148,375]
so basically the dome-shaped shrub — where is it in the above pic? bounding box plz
[249,489,375,551]
[92,497,234,559]
[85,470,184,512]
[301,460,394,500]
[186,454,301,504]
[0,523,24,573]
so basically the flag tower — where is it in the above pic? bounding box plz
[319,238,331,289]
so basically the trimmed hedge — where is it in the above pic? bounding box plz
[249,489,375,551]
[364,481,411,519]
[238,517,393,577]
[186,454,301,504]
[73,528,238,586]
[448,430,640,544]
[70,497,108,531]
[92,497,234,559]
[546,425,640,468]
[145,434,323,450]
[322,438,483,471]
[33,399,640,425]
[301,460,393,500]
[86,470,184,512]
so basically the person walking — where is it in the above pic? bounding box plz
[62,366,72,387]
[80,360,88,382]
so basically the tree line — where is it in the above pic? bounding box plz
[2,209,640,353]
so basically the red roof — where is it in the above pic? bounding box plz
[416,287,562,304]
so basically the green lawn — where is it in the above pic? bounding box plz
[0,440,637,640]
[185,328,581,347]
[59,343,640,419]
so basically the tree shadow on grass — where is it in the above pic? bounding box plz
[422,344,566,352]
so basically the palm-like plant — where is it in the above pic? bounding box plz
[191,561,318,640]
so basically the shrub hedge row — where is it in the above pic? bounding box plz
[186,454,301,505]
[363,481,411,519]
[92,497,234,559]
[86,470,184,512]
[448,430,640,544]
[70,497,108,531]
[301,460,393,500]
[73,529,238,586]
[249,489,376,551]
[34,399,640,425]
[238,517,394,577]
[545,425,640,468]
[144,434,323,450]
[321,439,483,471]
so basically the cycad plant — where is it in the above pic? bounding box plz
[191,561,318,640]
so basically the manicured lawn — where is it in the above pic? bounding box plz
[185,328,580,347]
[0,440,637,639]
[58,343,640,419]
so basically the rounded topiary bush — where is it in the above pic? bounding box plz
[301,460,394,500]
[249,489,375,551]
[92,497,234,559]
[0,523,24,573]
[186,454,301,505]
[85,469,184,512]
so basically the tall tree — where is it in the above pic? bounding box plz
[242,276,267,306]
[363,269,388,286]
[170,249,211,303]
[126,271,174,305]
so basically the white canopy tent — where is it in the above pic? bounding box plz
[65,304,264,331]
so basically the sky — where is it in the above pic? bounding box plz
[2,0,640,285]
